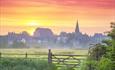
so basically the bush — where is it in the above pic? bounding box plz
[80,59,97,70]
[97,57,112,70]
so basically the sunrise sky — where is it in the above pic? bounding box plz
[0,0,115,35]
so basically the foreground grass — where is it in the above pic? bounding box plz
[0,58,57,70]
[0,58,79,70]
[0,49,88,70]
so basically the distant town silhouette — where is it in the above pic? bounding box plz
[0,21,109,48]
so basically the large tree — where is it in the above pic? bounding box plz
[108,22,115,70]
[86,22,115,70]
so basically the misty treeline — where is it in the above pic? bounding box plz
[0,38,27,48]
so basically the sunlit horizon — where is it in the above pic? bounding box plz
[0,0,115,36]
[0,21,112,36]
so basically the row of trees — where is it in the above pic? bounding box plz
[0,39,27,48]
[81,22,115,70]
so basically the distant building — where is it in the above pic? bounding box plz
[75,20,80,34]
[63,20,108,48]
[33,28,54,39]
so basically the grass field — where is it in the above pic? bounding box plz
[0,48,88,58]
[0,48,88,54]
[0,48,88,70]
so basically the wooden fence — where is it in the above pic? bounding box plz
[0,52,47,59]
[48,49,87,68]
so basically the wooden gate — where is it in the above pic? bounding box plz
[48,49,87,68]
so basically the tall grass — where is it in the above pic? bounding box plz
[0,58,57,70]
[0,58,79,70]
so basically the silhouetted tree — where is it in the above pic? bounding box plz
[89,44,106,61]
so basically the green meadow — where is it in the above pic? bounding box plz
[0,48,88,58]
[0,48,88,70]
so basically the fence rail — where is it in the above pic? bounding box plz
[0,52,47,58]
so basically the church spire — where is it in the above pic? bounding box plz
[75,20,80,33]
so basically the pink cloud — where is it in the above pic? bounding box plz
[50,0,115,9]
[0,0,48,7]
[0,0,115,9]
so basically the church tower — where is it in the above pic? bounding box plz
[75,20,80,33]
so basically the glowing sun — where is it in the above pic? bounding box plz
[27,21,39,26]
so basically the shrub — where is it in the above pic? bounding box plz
[97,57,112,70]
[80,59,97,70]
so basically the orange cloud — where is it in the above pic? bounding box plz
[0,0,115,35]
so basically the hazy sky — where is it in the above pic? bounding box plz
[0,0,115,35]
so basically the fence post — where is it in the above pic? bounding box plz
[48,49,52,64]
[25,52,27,58]
[0,52,1,58]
